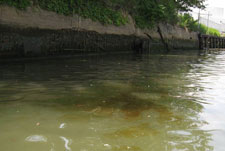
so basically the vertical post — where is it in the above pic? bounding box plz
[208,37,210,49]
[214,38,216,48]
[222,38,223,48]
[223,38,225,48]
[223,39,225,48]
[216,38,217,48]
[207,36,209,49]
[222,39,223,48]
[207,12,210,34]
[218,38,220,48]
[198,34,202,50]
[212,37,214,48]
[223,39,224,48]
[204,37,207,49]
[210,37,213,48]
[219,38,221,48]
[217,38,218,48]
[221,38,222,48]
[215,38,217,48]
[198,9,201,30]
[211,37,213,48]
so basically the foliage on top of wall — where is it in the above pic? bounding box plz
[0,0,30,9]
[0,0,128,26]
[0,0,206,30]
[39,0,128,26]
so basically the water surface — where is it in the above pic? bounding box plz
[0,51,225,151]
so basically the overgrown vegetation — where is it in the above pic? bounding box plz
[0,0,30,9]
[0,0,128,26]
[178,13,220,36]
[38,0,128,26]
[2,0,217,36]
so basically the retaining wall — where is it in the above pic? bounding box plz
[0,6,199,58]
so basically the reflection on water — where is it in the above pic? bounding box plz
[0,51,224,150]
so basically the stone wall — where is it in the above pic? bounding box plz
[0,26,141,58]
[0,6,199,58]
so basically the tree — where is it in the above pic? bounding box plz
[174,0,206,11]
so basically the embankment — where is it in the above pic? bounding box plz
[0,6,199,58]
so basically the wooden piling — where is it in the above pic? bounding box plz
[199,34,225,50]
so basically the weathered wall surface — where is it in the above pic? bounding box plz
[0,26,140,57]
[0,6,199,58]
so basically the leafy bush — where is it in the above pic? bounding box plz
[72,0,128,26]
[178,13,220,36]
[127,0,178,29]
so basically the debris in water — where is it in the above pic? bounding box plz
[25,135,47,142]
[59,123,66,129]
[60,136,72,151]
[104,144,112,149]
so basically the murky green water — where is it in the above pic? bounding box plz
[0,51,225,151]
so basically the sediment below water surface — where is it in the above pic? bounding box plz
[0,51,225,151]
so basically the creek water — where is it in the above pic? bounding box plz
[0,51,225,151]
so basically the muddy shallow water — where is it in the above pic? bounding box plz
[0,51,224,151]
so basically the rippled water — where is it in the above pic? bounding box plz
[0,51,225,151]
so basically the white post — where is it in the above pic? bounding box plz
[198,9,201,30]
[207,12,210,34]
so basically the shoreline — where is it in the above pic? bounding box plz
[0,6,199,58]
